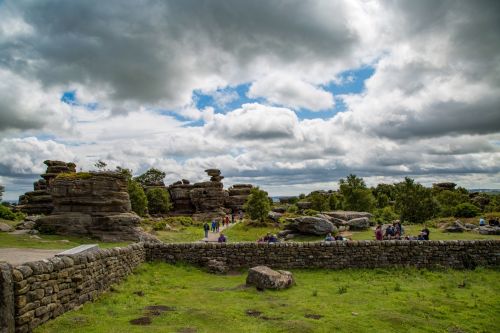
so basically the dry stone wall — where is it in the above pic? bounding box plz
[145,240,500,270]
[1,240,499,332]
[1,244,144,333]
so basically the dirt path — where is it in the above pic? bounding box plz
[0,248,61,266]
[202,221,240,242]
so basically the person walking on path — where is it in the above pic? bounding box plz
[203,222,210,238]
[216,219,220,232]
[375,224,383,241]
[211,219,216,232]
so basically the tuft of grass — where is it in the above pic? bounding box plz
[55,172,93,180]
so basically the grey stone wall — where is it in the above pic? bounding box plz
[6,244,144,333]
[145,240,500,270]
[1,240,499,332]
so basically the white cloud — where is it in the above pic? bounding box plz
[248,73,334,111]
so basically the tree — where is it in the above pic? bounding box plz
[338,174,375,212]
[372,183,396,208]
[394,177,438,223]
[244,187,271,223]
[435,189,469,217]
[454,203,480,218]
[146,188,172,215]
[116,166,148,217]
[0,184,4,202]
[135,168,166,186]
[94,160,107,170]
[309,192,330,211]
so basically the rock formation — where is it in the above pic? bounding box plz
[18,160,76,215]
[285,216,337,235]
[37,172,154,242]
[225,184,253,212]
[167,169,254,219]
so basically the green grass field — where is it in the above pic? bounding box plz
[35,263,500,333]
[0,230,129,250]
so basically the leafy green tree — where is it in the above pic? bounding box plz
[94,160,107,170]
[435,190,469,217]
[146,188,172,215]
[395,177,438,223]
[338,174,375,212]
[135,168,166,186]
[117,166,148,217]
[0,184,4,202]
[244,187,271,223]
[454,203,480,218]
[329,192,342,210]
[309,192,330,211]
[372,183,396,208]
[374,206,399,223]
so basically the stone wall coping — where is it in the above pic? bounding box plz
[144,239,500,248]
[56,244,99,256]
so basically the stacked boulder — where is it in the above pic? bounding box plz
[37,172,154,242]
[169,179,195,214]
[322,211,372,230]
[225,184,253,212]
[190,169,227,215]
[18,160,76,215]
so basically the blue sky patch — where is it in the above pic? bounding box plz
[60,90,99,110]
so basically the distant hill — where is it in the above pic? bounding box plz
[468,189,500,194]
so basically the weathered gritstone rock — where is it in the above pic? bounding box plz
[226,184,253,212]
[323,211,373,221]
[18,161,76,215]
[347,217,370,231]
[445,220,466,233]
[246,266,294,290]
[285,216,337,235]
[37,172,153,242]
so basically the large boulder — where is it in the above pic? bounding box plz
[478,226,500,235]
[286,216,337,235]
[347,217,370,230]
[246,266,294,290]
[0,222,13,232]
[445,220,466,233]
[268,211,283,221]
[324,211,372,221]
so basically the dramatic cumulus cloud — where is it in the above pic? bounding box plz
[0,0,499,200]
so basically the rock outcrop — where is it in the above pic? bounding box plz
[225,184,253,212]
[445,220,466,233]
[18,160,76,215]
[37,172,154,242]
[246,266,294,290]
[285,216,337,235]
[167,169,254,219]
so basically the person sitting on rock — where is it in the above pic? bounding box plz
[218,233,227,243]
[421,227,430,240]
[268,234,278,243]
[479,217,486,226]
[335,234,345,241]
[324,233,335,241]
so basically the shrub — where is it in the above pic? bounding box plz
[339,174,375,212]
[304,209,319,216]
[128,180,148,216]
[374,206,398,223]
[164,216,194,226]
[146,188,172,215]
[286,204,298,214]
[395,177,438,223]
[152,221,168,231]
[454,203,480,218]
[0,205,17,220]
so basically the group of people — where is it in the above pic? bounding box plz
[257,233,279,243]
[202,211,245,240]
[479,217,500,226]
[324,233,346,241]
[375,223,430,241]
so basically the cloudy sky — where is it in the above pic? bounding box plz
[1,0,499,201]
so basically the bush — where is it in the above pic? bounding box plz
[454,203,480,218]
[0,205,17,220]
[152,221,168,231]
[304,209,319,216]
[128,180,148,216]
[163,216,194,226]
[374,206,398,223]
[286,204,298,214]
[147,188,172,215]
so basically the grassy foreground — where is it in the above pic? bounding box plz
[0,232,129,249]
[36,263,499,333]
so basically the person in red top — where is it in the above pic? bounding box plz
[375,224,383,241]
[225,215,230,226]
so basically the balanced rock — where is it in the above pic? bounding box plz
[347,217,370,230]
[246,266,294,290]
[286,216,337,235]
